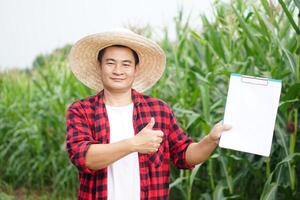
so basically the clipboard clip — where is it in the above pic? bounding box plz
[240,75,269,86]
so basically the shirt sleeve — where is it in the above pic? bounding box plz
[65,103,98,174]
[168,108,195,170]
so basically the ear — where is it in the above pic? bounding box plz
[134,64,139,75]
[98,62,102,72]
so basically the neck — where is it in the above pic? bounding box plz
[103,88,132,106]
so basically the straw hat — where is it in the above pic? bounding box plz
[68,29,166,92]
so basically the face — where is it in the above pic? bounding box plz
[99,46,138,93]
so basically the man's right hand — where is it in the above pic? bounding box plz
[130,117,164,154]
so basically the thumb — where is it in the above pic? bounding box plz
[222,124,232,131]
[145,117,155,129]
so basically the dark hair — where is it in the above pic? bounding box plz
[97,45,139,65]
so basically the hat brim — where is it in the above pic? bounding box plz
[68,31,166,92]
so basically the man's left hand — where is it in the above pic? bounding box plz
[207,121,232,144]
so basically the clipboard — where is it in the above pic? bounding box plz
[219,73,282,157]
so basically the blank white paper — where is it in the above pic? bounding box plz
[219,74,282,157]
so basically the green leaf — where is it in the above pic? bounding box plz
[260,182,278,200]
[218,150,233,194]
[188,164,202,198]
[213,182,225,200]
[280,83,300,111]
[232,6,268,64]
[169,176,186,189]
[281,47,297,74]
[294,0,300,10]
[260,0,273,18]
[190,30,207,46]
[282,83,300,101]
[278,0,300,34]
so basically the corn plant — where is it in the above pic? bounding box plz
[150,0,300,199]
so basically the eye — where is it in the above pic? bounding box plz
[123,63,132,67]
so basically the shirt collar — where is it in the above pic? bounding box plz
[96,88,143,106]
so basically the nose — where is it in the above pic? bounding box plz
[112,64,124,75]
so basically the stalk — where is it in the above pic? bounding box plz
[298,9,300,81]
[288,109,298,191]
[287,5,300,193]
[266,157,271,178]
[208,159,215,190]
[186,170,192,200]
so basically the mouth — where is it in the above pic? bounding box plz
[110,78,125,82]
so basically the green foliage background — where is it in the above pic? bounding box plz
[0,0,299,199]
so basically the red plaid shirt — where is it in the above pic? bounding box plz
[66,88,194,200]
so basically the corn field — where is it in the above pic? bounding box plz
[0,0,299,199]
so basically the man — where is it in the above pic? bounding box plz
[66,29,231,200]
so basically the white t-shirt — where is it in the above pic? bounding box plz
[105,102,140,200]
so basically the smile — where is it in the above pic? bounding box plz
[110,78,125,81]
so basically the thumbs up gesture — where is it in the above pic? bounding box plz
[131,117,164,154]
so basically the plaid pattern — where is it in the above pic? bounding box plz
[66,88,194,200]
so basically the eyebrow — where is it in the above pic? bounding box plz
[105,58,116,62]
[122,60,132,63]
[105,58,132,63]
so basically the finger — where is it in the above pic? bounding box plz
[213,123,223,133]
[157,137,163,143]
[147,150,154,154]
[153,143,160,149]
[222,124,232,131]
[145,117,155,129]
[214,122,231,132]
[156,143,161,148]
[148,148,157,154]
[153,130,164,137]
[211,130,222,139]
[152,137,162,143]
